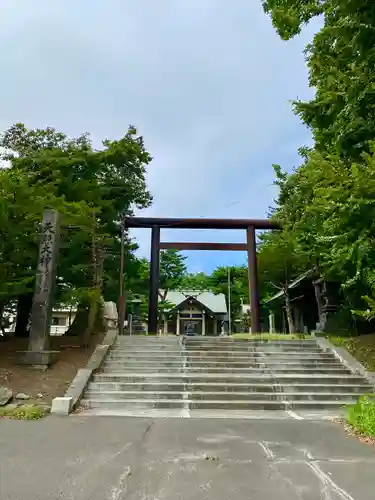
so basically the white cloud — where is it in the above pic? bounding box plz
[0,0,319,271]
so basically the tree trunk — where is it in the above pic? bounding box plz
[68,306,73,327]
[14,293,33,338]
[80,299,98,348]
[94,300,106,333]
[285,291,296,334]
[65,301,89,337]
[77,214,104,347]
[67,298,105,345]
[67,213,105,347]
[158,290,168,301]
[0,301,5,336]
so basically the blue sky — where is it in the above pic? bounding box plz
[0,0,318,273]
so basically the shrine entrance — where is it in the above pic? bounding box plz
[121,217,280,334]
[183,319,201,336]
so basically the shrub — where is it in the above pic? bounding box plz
[347,396,375,437]
[0,405,49,420]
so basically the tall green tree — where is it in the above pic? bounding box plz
[262,0,375,159]
[257,231,306,332]
[127,250,188,319]
[268,146,375,321]
[0,123,152,344]
[209,266,249,317]
[0,165,91,336]
[180,272,210,291]
[158,249,188,300]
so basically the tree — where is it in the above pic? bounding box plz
[260,1,375,332]
[262,0,375,160]
[158,249,187,300]
[268,145,375,324]
[0,166,91,336]
[209,266,249,318]
[180,272,209,291]
[258,231,306,333]
[129,250,188,321]
[0,123,152,344]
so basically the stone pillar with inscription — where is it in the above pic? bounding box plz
[268,312,276,333]
[19,209,60,368]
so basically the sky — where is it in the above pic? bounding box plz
[0,0,319,273]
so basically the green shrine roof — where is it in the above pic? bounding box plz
[160,290,227,314]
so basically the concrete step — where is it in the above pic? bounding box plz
[106,358,339,367]
[92,372,364,383]
[109,347,333,358]
[114,346,179,350]
[110,346,326,357]
[182,342,318,347]
[182,339,317,345]
[182,336,315,339]
[107,350,337,359]
[183,348,323,354]
[117,337,316,342]
[80,398,355,411]
[78,408,347,418]
[87,381,373,393]
[99,365,351,374]
[115,345,180,348]
[102,360,343,369]
[117,338,318,344]
[84,390,365,402]
[186,342,319,346]
[85,335,372,415]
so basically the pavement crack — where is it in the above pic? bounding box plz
[109,466,132,500]
[141,421,154,441]
[259,441,276,460]
[307,461,356,500]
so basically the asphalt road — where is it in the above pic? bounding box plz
[1,415,374,499]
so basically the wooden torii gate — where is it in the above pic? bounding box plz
[123,217,280,334]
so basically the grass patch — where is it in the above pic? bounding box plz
[231,333,309,340]
[0,404,49,420]
[328,334,375,372]
[347,396,375,438]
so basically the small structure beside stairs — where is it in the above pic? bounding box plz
[265,270,343,334]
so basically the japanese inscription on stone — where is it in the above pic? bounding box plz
[28,210,60,352]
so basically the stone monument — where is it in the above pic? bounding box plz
[129,297,146,334]
[103,301,118,329]
[19,209,60,368]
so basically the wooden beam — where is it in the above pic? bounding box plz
[125,217,280,230]
[247,225,261,333]
[160,242,247,251]
[148,225,160,334]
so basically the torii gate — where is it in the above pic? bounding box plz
[123,217,280,334]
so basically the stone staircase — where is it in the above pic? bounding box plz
[81,336,373,417]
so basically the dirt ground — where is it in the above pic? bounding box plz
[0,333,105,405]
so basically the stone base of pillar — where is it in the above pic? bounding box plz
[17,350,60,369]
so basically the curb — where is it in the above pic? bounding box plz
[315,337,375,389]
[51,329,118,415]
